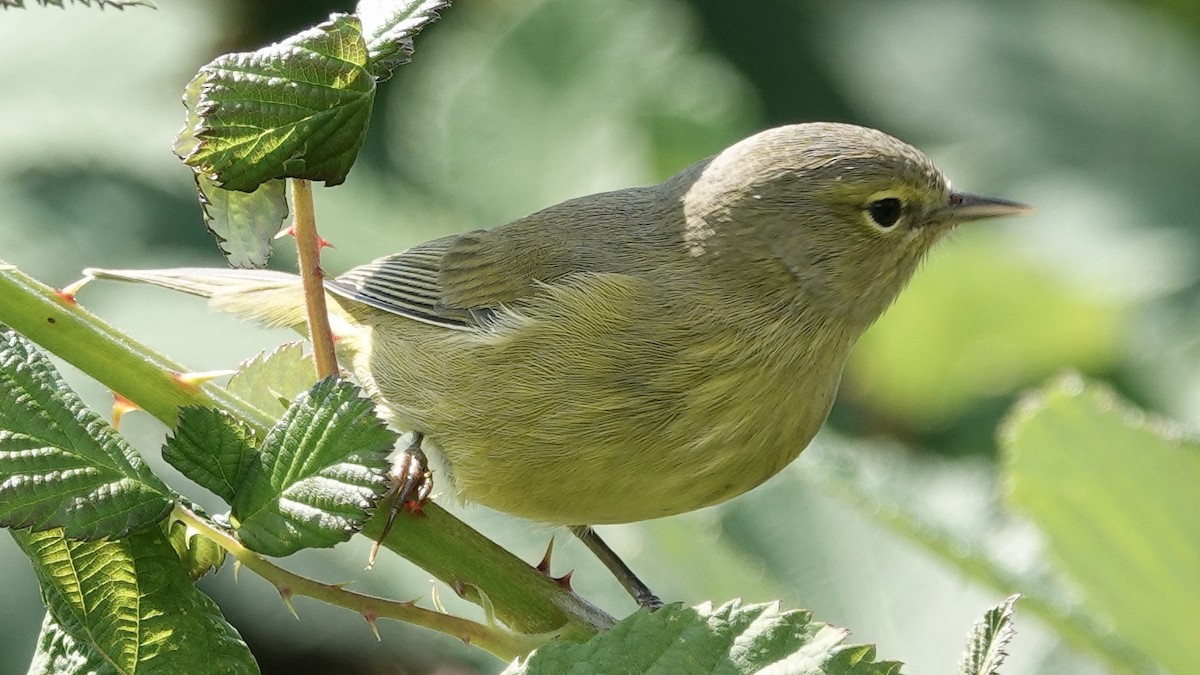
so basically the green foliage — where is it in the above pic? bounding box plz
[506,600,903,675]
[1003,374,1200,674]
[957,595,1019,675]
[0,329,173,538]
[360,0,452,81]
[225,342,318,417]
[0,0,151,8]
[193,175,289,269]
[3,0,1195,672]
[177,14,375,193]
[14,527,257,674]
[230,377,395,556]
[163,407,260,505]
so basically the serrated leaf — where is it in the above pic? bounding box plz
[505,600,904,675]
[231,377,394,556]
[13,528,258,674]
[168,518,226,580]
[1003,374,1200,675]
[0,329,172,538]
[1,0,153,8]
[358,0,450,81]
[163,406,260,505]
[958,595,1019,675]
[178,13,375,192]
[27,613,112,675]
[194,174,289,269]
[226,342,317,417]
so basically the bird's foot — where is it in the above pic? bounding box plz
[367,435,433,568]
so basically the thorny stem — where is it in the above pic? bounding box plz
[290,179,338,380]
[173,504,545,660]
[0,261,614,652]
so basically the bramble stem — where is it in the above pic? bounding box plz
[289,179,338,379]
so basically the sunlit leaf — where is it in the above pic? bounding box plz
[506,600,903,674]
[232,378,394,556]
[0,330,172,538]
[177,13,374,192]
[1003,374,1200,675]
[13,528,257,673]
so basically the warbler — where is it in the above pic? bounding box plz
[87,122,1031,606]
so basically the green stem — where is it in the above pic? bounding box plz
[174,504,544,660]
[0,261,613,646]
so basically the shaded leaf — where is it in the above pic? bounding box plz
[505,600,904,675]
[163,406,259,505]
[168,517,226,580]
[177,13,375,191]
[1003,374,1200,675]
[13,527,258,674]
[0,329,172,538]
[194,174,289,269]
[958,595,1019,675]
[232,377,394,556]
[358,0,451,81]
[226,341,317,417]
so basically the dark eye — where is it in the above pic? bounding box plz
[866,198,903,229]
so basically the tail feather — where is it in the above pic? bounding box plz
[84,267,309,329]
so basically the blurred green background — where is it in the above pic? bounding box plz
[2,0,1197,672]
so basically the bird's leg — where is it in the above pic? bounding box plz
[569,525,664,610]
[367,433,433,567]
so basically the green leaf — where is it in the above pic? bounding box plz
[27,613,112,675]
[194,174,289,269]
[504,600,904,675]
[13,527,258,674]
[1003,374,1200,675]
[167,517,226,580]
[177,13,375,192]
[225,341,318,417]
[163,406,259,505]
[358,0,451,81]
[1,0,152,8]
[231,377,394,556]
[727,437,1158,673]
[0,329,172,538]
[958,595,1019,675]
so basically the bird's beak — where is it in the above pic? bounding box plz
[939,191,1034,222]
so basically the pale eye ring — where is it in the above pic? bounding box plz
[866,198,903,229]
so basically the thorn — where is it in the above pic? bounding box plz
[460,635,471,646]
[233,559,242,582]
[366,539,382,570]
[536,537,555,575]
[111,393,140,430]
[431,583,446,613]
[330,581,350,591]
[56,275,92,304]
[452,579,468,599]
[274,224,297,240]
[362,611,381,641]
[277,586,299,620]
[553,570,574,593]
[173,369,237,389]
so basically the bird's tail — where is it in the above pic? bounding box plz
[83,267,309,330]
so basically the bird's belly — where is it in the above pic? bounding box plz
[353,288,844,526]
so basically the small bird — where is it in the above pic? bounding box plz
[87,122,1031,607]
